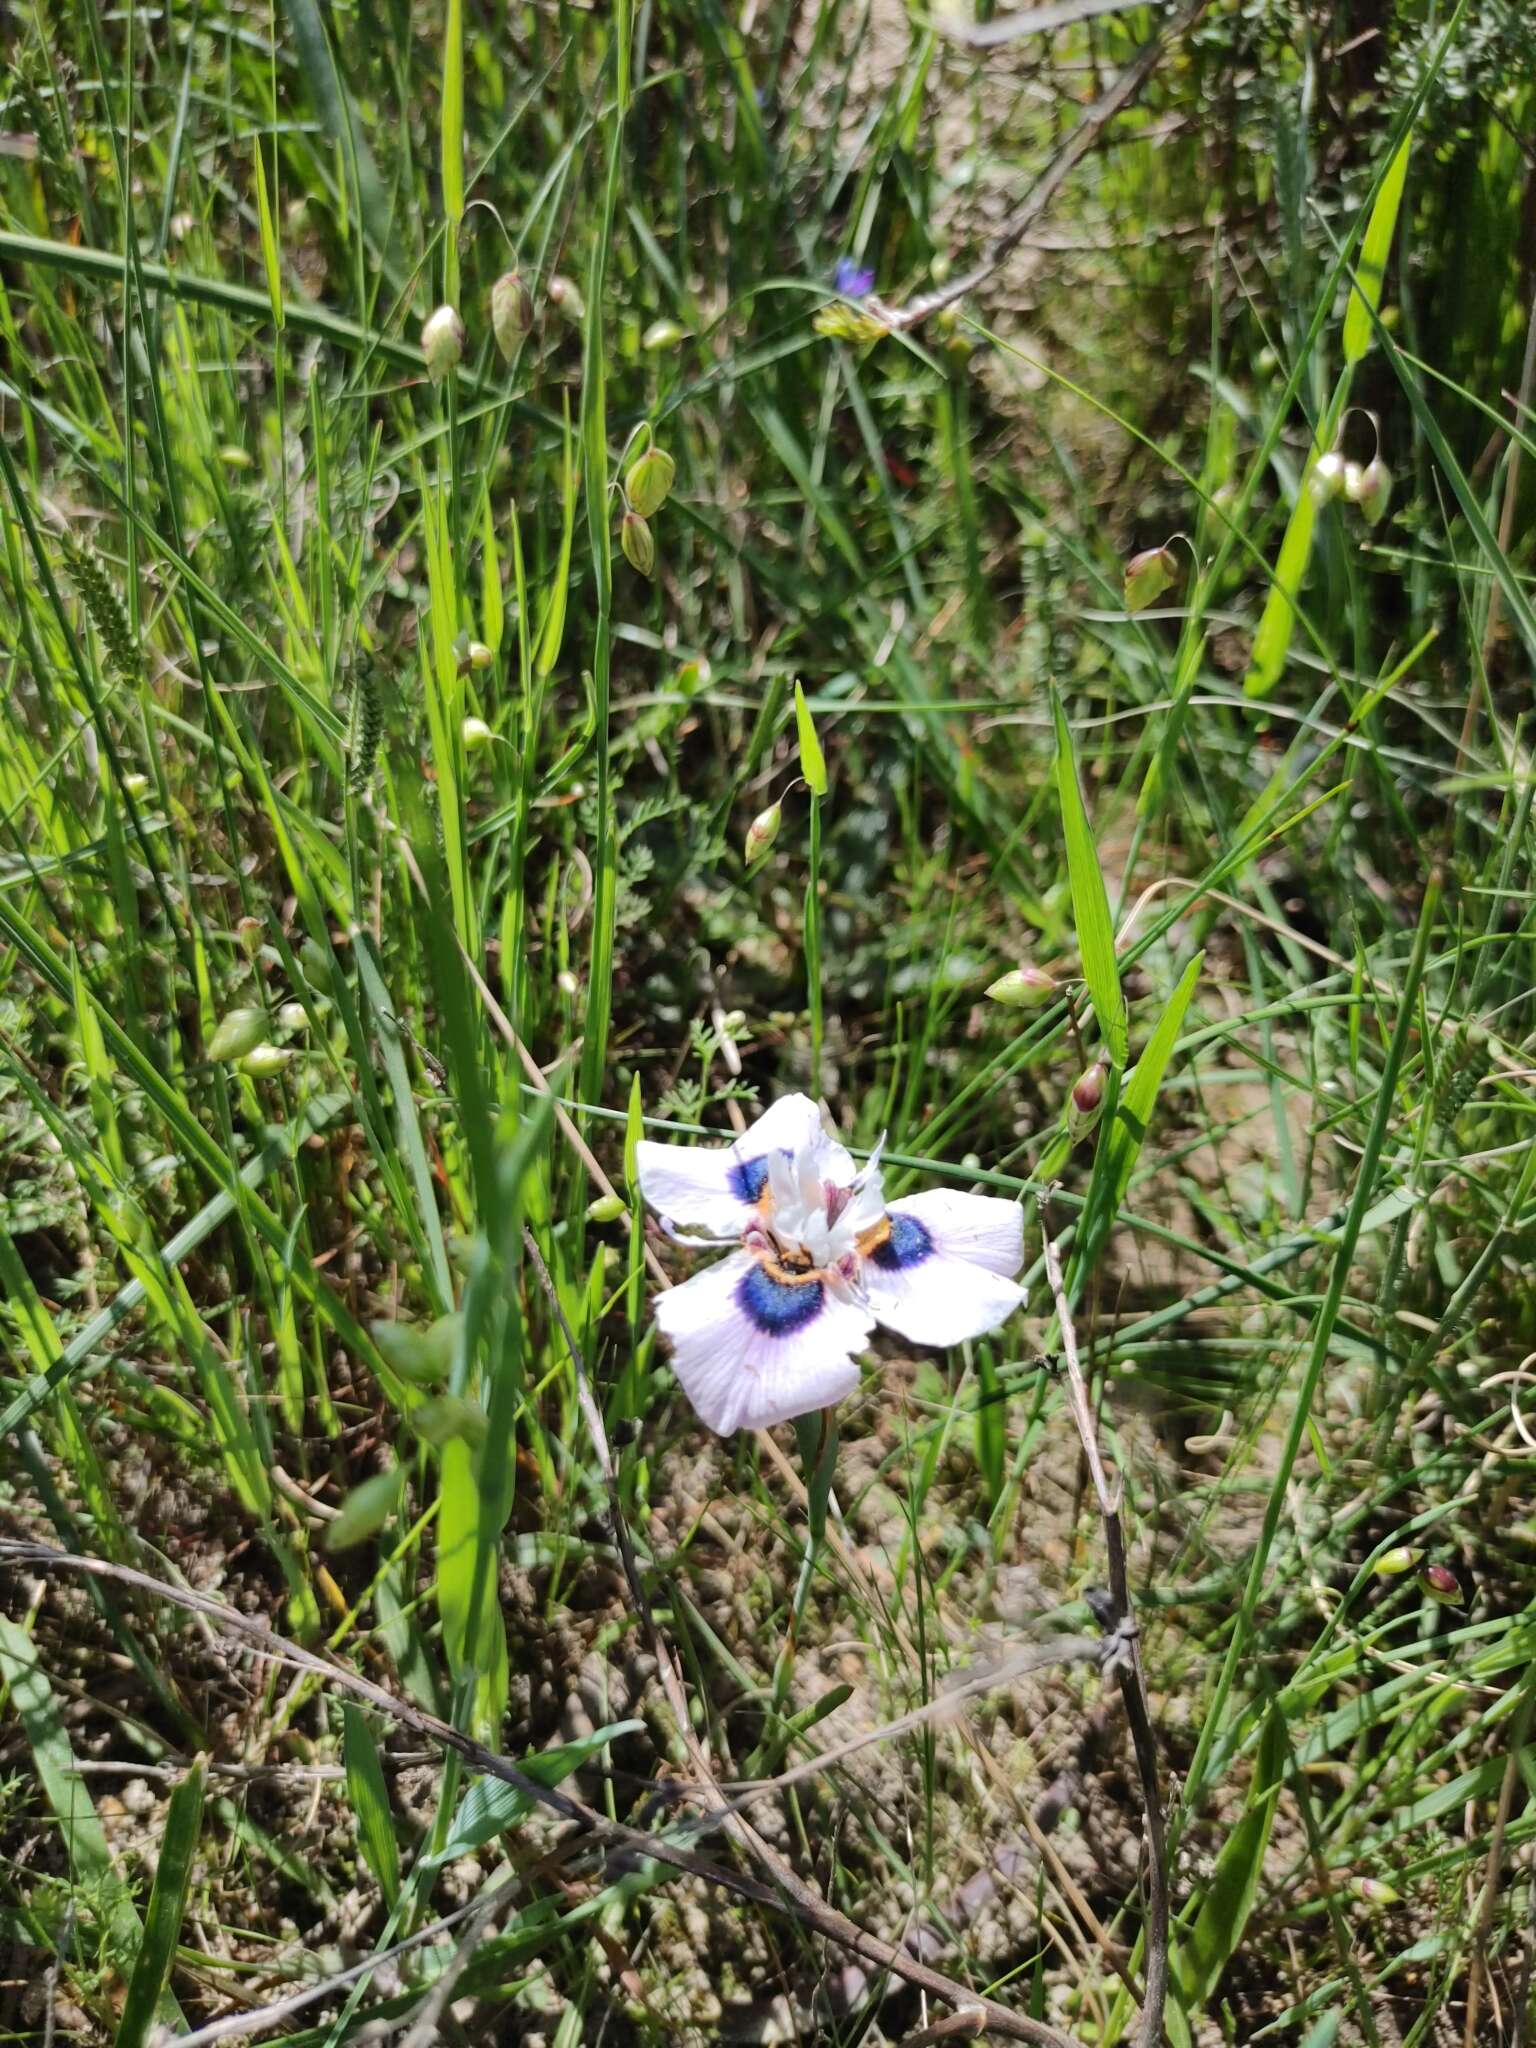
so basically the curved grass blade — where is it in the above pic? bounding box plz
[117,1758,206,2048]
[1050,684,1126,1067]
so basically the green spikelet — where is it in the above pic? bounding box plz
[346,653,383,795]
[64,537,140,686]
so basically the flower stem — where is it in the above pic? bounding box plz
[805,790,823,1084]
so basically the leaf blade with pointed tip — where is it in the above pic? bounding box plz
[1050,685,1126,1067]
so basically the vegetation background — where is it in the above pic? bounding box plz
[2,0,1536,2040]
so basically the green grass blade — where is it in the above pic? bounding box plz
[1342,133,1410,364]
[343,1706,401,1906]
[117,1758,205,2048]
[1050,684,1127,1067]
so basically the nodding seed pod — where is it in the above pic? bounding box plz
[1349,456,1392,526]
[547,274,585,321]
[240,1042,296,1077]
[986,965,1058,1007]
[1373,1544,1424,1577]
[1420,1562,1464,1604]
[1307,449,1347,507]
[1123,545,1178,614]
[1068,1060,1108,1144]
[625,445,676,519]
[586,1193,627,1224]
[744,800,782,865]
[490,270,534,363]
[208,1007,269,1062]
[421,304,465,383]
[461,716,495,751]
[620,510,656,578]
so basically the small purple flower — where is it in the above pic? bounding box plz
[833,256,875,300]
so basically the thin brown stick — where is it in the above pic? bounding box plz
[1038,1207,1169,2048]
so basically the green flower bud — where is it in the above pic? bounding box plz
[324,1467,405,1552]
[240,1041,296,1077]
[490,269,534,363]
[208,1006,269,1062]
[277,1001,309,1033]
[219,444,255,470]
[461,715,495,751]
[1373,1544,1423,1577]
[421,303,465,383]
[620,510,656,578]
[1307,450,1346,507]
[986,965,1057,1007]
[744,800,782,865]
[237,917,265,960]
[120,771,151,798]
[1068,1060,1108,1144]
[586,1192,627,1224]
[642,317,687,350]
[547,274,585,321]
[1123,545,1178,613]
[625,445,676,519]
[1420,1562,1463,1604]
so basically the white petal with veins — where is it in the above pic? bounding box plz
[865,1254,1026,1347]
[653,1251,872,1435]
[885,1189,1025,1276]
[634,1139,754,1235]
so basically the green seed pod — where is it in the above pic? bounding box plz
[620,510,656,578]
[586,1192,627,1224]
[277,1001,309,1033]
[986,965,1058,1007]
[240,1042,296,1077]
[1373,1544,1423,1577]
[642,317,687,350]
[421,303,465,383]
[547,274,585,321]
[1307,450,1346,507]
[120,771,151,798]
[490,269,534,363]
[409,1392,488,1452]
[812,303,890,346]
[237,917,265,960]
[744,801,782,865]
[370,1312,462,1387]
[324,1468,405,1552]
[208,1006,269,1062]
[1123,545,1177,613]
[461,715,495,751]
[1068,1060,1108,1144]
[625,445,676,519]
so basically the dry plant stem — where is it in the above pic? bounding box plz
[1038,1212,1169,2048]
[875,0,1208,332]
[0,1538,1092,2048]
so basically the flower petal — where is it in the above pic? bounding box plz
[884,1189,1025,1276]
[634,1139,754,1235]
[653,1251,872,1435]
[739,1092,857,1186]
[861,1191,1026,1347]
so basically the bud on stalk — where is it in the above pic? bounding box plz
[1123,544,1178,613]
[1068,1060,1108,1144]
[744,801,782,865]
[625,445,676,519]
[1307,449,1346,507]
[1420,1563,1463,1605]
[620,510,656,578]
[986,965,1057,1007]
[421,303,465,383]
[490,270,534,363]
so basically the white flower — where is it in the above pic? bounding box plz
[637,1094,1026,1436]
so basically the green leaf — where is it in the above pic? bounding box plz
[1050,685,1126,1067]
[441,0,464,234]
[1343,133,1410,364]
[1172,1706,1287,2013]
[426,1722,643,1866]
[1242,463,1321,699]
[343,1706,401,1905]
[624,1070,644,1191]
[794,679,827,796]
[118,1759,206,2048]
[1084,952,1203,1267]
